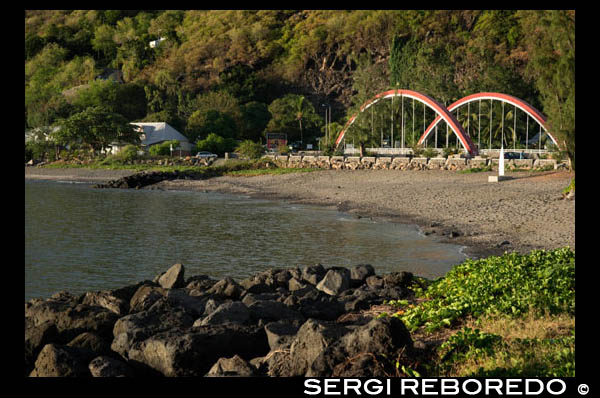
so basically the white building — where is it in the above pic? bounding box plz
[149,37,166,48]
[129,122,193,156]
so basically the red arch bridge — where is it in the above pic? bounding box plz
[333,90,559,157]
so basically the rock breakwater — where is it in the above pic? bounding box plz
[94,170,215,189]
[25,263,422,377]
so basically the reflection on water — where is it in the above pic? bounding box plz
[25,180,466,300]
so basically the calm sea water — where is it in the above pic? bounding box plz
[25,180,466,301]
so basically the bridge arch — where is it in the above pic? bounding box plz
[417,92,559,150]
[334,89,478,156]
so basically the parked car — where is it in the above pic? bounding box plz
[503,152,527,159]
[195,151,218,159]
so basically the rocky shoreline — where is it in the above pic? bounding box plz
[26,262,424,377]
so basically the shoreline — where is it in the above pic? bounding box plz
[25,166,575,260]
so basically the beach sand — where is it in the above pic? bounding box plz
[25,166,575,259]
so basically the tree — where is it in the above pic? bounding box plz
[73,80,147,121]
[218,64,268,104]
[196,133,237,156]
[345,114,378,157]
[148,10,184,44]
[187,110,237,143]
[91,24,117,63]
[235,140,265,159]
[518,10,575,171]
[240,101,271,142]
[53,106,139,155]
[265,94,322,148]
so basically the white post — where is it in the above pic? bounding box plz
[401,94,404,149]
[499,145,505,177]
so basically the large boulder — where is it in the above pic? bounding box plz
[29,343,95,377]
[111,298,196,359]
[292,288,346,321]
[285,319,353,376]
[338,286,383,312]
[241,292,282,307]
[51,303,120,342]
[288,277,310,292]
[247,300,304,324]
[194,301,251,326]
[82,291,129,316]
[81,282,145,316]
[157,263,186,289]
[126,324,270,376]
[165,288,209,318]
[301,264,326,285]
[25,292,80,329]
[25,299,120,345]
[350,264,375,287]
[129,284,166,314]
[186,275,218,294]
[206,355,257,377]
[308,316,413,377]
[264,319,303,350]
[207,277,243,300]
[66,332,111,357]
[240,269,293,292]
[383,271,413,289]
[25,319,58,375]
[365,275,384,289]
[316,268,351,296]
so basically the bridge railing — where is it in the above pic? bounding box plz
[342,147,551,157]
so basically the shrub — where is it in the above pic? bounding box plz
[411,143,424,157]
[442,147,456,158]
[116,145,142,162]
[422,148,439,158]
[277,143,290,155]
[26,141,54,162]
[235,140,265,159]
[149,140,180,156]
[196,133,237,156]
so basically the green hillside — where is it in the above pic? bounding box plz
[24,10,574,161]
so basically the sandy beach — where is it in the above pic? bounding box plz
[25,166,575,259]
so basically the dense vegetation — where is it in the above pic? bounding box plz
[25,10,574,167]
[385,248,575,376]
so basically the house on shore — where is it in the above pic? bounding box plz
[127,122,193,156]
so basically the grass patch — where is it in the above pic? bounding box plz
[458,165,492,173]
[437,311,574,377]
[562,177,575,195]
[42,157,323,179]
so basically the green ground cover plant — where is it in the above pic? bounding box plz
[382,248,575,377]
[397,248,574,333]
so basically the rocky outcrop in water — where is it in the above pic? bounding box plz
[93,170,211,189]
[25,263,421,377]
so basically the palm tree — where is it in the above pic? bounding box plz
[294,96,307,148]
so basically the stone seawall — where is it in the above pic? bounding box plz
[264,155,567,171]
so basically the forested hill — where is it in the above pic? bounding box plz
[25,10,574,155]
